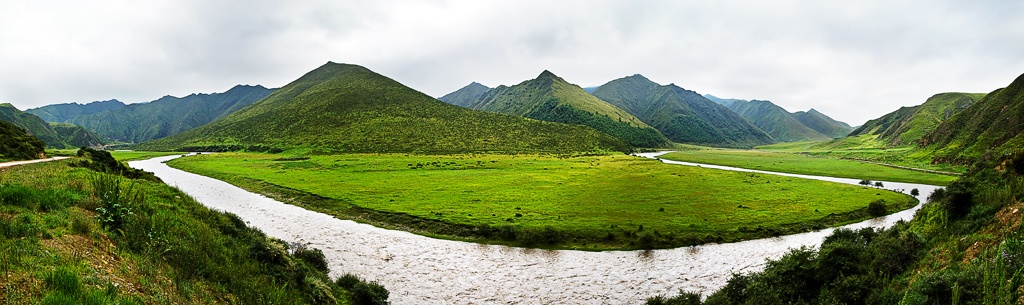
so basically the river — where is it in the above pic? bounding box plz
[128,151,942,304]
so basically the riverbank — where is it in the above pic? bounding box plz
[164,152,918,250]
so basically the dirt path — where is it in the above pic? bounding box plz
[0,156,71,168]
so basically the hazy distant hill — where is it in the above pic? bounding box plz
[791,109,855,138]
[26,99,125,122]
[727,100,833,142]
[69,85,275,143]
[135,62,631,153]
[920,73,1024,163]
[438,82,490,107]
[591,75,774,148]
[462,71,670,148]
[0,119,45,160]
[707,94,854,142]
[849,92,984,147]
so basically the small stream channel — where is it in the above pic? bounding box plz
[128,152,943,304]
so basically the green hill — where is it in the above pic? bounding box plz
[68,85,274,143]
[25,99,125,122]
[48,122,109,148]
[135,62,631,153]
[438,82,490,107]
[727,100,833,142]
[849,92,983,147]
[791,109,855,138]
[591,75,774,148]
[463,71,670,148]
[0,119,45,160]
[921,73,1024,163]
[0,103,68,148]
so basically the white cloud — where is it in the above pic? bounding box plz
[0,0,1021,125]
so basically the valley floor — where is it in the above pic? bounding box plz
[166,151,918,250]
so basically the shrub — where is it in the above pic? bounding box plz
[90,173,142,230]
[295,247,330,273]
[350,280,389,305]
[911,188,920,196]
[868,199,888,217]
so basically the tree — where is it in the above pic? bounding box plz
[874,181,884,188]
[859,179,872,186]
[910,188,919,196]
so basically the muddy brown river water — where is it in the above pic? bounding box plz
[128,152,942,304]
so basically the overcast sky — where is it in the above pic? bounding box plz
[2,0,1022,125]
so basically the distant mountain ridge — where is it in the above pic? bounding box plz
[69,85,275,143]
[457,71,671,148]
[706,94,853,142]
[26,99,126,122]
[135,62,631,153]
[438,82,490,107]
[591,74,774,148]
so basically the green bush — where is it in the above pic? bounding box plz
[350,280,389,305]
[295,247,330,273]
[867,199,888,217]
[90,173,141,230]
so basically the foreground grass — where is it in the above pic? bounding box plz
[167,152,917,250]
[659,149,957,186]
[0,159,387,304]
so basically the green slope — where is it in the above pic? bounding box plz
[48,122,108,148]
[68,85,274,143]
[135,62,631,153]
[849,92,983,147]
[728,100,833,142]
[592,75,774,148]
[0,119,45,160]
[0,103,68,148]
[438,82,490,107]
[921,73,1024,163]
[464,71,670,148]
[25,99,125,122]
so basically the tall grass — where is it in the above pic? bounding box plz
[89,173,142,230]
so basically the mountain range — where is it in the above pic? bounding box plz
[135,62,631,153]
[590,74,774,148]
[849,92,984,147]
[920,73,1024,163]
[61,85,275,143]
[26,99,125,123]
[705,95,854,142]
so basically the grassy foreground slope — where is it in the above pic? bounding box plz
[167,152,915,250]
[136,63,631,153]
[592,75,774,148]
[921,73,1024,164]
[0,157,388,304]
[658,149,956,185]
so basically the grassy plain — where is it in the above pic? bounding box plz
[756,135,968,174]
[658,149,956,185]
[167,152,917,250]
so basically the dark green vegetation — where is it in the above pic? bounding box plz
[0,119,45,161]
[591,74,774,148]
[647,151,1024,305]
[26,99,125,123]
[0,155,388,304]
[136,62,631,154]
[437,82,490,107]
[849,92,984,147]
[71,147,161,182]
[659,149,956,185]
[921,73,1024,164]
[167,152,916,250]
[460,71,670,148]
[0,103,68,148]
[68,85,274,144]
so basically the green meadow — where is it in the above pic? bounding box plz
[167,152,917,250]
[658,149,957,185]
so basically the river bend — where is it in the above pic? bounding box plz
[129,152,941,304]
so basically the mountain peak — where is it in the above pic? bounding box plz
[537,70,558,79]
